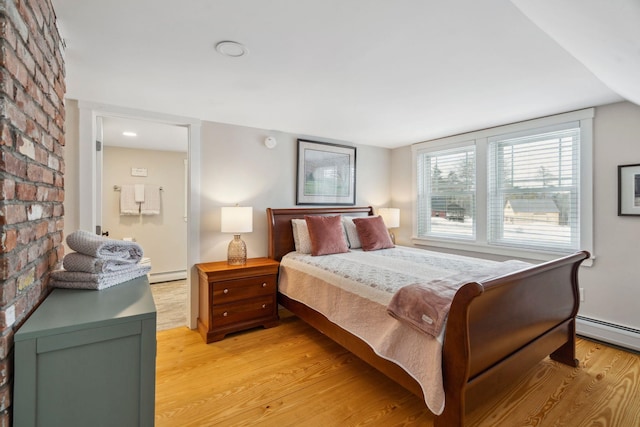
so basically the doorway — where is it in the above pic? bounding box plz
[77,101,202,329]
[100,116,188,329]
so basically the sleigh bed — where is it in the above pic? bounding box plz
[266,206,589,427]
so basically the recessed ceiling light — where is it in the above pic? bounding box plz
[215,41,248,58]
[122,131,137,137]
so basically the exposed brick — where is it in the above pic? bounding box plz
[25,162,42,182]
[0,123,13,147]
[16,267,34,291]
[0,229,17,253]
[0,358,9,390]
[0,382,8,413]
[35,256,48,279]
[0,277,16,307]
[0,409,9,427]
[0,179,15,199]
[0,204,27,225]
[0,149,26,179]
[17,225,35,246]
[0,330,13,360]
[15,182,36,200]
[1,0,66,419]
[0,257,8,281]
[34,220,47,239]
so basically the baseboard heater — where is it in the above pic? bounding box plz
[149,270,187,284]
[576,315,640,352]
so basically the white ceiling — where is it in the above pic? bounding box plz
[52,0,638,149]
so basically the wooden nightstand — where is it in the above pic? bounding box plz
[196,257,280,343]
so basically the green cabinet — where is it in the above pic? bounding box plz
[14,276,157,427]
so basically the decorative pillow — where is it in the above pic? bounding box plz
[342,216,361,249]
[304,215,349,256]
[291,219,312,254]
[352,216,395,251]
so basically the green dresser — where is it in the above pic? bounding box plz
[13,276,157,427]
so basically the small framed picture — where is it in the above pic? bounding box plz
[296,139,356,205]
[618,163,640,216]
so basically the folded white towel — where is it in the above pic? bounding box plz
[63,252,138,273]
[66,230,144,262]
[134,184,145,203]
[50,264,151,290]
[141,184,161,215]
[120,184,139,215]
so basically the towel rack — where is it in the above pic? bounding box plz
[113,185,164,191]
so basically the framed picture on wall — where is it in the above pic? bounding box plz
[296,139,356,205]
[618,163,640,216]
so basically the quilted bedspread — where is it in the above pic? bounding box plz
[278,246,531,415]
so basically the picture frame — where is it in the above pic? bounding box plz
[296,139,356,205]
[618,163,640,216]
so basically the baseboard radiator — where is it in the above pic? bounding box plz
[149,270,187,284]
[576,315,640,352]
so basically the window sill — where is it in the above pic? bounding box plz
[411,236,594,267]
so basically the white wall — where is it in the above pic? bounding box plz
[390,101,640,331]
[198,121,391,263]
[580,101,640,329]
[102,146,187,281]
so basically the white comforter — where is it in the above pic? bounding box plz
[278,246,530,415]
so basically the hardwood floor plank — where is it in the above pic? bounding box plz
[156,312,640,426]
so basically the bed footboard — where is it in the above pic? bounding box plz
[436,250,589,427]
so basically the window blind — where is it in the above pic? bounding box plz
[487,122,580,252]
[416,144,476,240]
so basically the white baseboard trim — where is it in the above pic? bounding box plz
[149,270,187,284]
[576,315,640,352]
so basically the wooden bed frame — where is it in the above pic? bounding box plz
[266,206,589,426]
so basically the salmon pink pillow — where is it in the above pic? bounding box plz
[352,216,394,251]
[304,215,349,256]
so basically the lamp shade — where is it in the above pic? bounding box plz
[378,208,400,228]
[221,206,253,233]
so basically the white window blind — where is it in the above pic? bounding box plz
[487,122,580,252]
[416,144,476,240]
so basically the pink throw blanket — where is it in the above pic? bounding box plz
[387,260,531,337]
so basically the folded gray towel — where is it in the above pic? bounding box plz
[50,265,151,290]
[63,252,138,273]
[66,230,143,262]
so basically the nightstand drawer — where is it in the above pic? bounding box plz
[212,275,276,304]
[212,296,276,327]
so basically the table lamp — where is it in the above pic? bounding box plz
[221,206,253,265]
[378,207,400,244]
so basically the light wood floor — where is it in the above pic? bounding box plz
[150,280,187,331]
[155,311,640,426]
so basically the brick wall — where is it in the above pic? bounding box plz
[0,0,65,423]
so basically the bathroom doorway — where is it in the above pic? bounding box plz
[77,100,202,330]
[99,116,188,329]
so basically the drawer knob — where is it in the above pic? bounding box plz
[262,304,266,309]
[223,311,228,317]
[262,282,267,287]
[223,289,229,294]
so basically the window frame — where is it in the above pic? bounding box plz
[411,108,594,263]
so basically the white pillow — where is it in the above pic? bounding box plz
[291,219,312,254]
[342,216,362,249]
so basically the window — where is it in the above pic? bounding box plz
[488,123,580,252]
[416,144,476,240]
[413,109,593,260]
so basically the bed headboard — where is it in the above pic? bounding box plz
[266,206,374,261]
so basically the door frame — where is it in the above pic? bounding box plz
[77,101,201,329]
